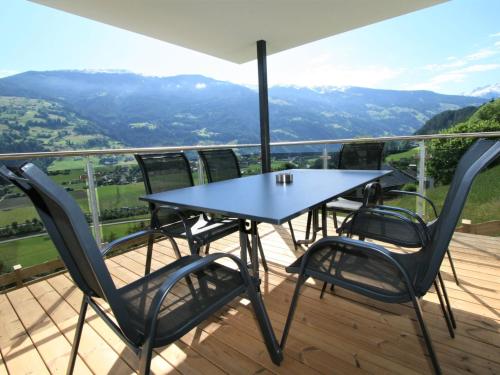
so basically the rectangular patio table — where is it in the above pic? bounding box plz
[141,168,391,277]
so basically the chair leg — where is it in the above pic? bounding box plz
[446,248,459,285]
[67,296,88,375]
[168,237,182,259]
[410,295,441,374]
[319,282,328,299]
[246,234,253,256]
[138,341,154,375]
[145,233,154,276]
[433,280,455,338]
[304,211,312,242]
[287,221,298,250]
[332,211,338,229]
[438,272,456,329]
[320,249,337,299]
[321,204,328,238]
[280,274,307,350]
[256,230,268,272]
[310,209,319,243]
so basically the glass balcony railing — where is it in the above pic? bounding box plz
[0,131,498,290]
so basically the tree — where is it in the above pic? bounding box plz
[427,100,499,185]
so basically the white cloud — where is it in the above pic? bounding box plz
[195,83,207,89]
[458,63,500,73]
[489,32,500,37]
[408,63,500,92]
[423,59,467,71]
[466,48,498,60]
[410,39,500,92]
[425,42,500,74]
[269,63,404,88]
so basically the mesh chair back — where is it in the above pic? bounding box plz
[417,139,500,293]
[336,143,384,200]
[198,149,241,182]
[135,153,196,225]
[0,163,111,297]
[338,143,385,170]
[135,153,194,193]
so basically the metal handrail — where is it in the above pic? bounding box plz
[0,131,498,160]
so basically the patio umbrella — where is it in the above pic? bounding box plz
[30,0,447,172]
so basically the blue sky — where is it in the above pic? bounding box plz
[1,0,499,94]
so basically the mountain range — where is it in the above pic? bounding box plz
[468,83,500,99]
[0,70,491,151]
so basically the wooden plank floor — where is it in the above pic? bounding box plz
[0,214,499,374]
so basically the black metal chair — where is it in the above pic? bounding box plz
[336,190,460,340]
[198,148,268,271]
[135,153,240,267]
[288,142,385,249]
[280,139,500,374]
[328,142,385,228]
[361,188,460,285]
[0,162,283,375]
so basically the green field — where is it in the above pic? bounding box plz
[0,235,58,272]
[385,147,419,162]
[0,220,148,274]
[386,163,500,225]
[0,188,90,227]
[98,183,147,209]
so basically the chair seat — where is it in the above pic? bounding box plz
[342,212,428,248]
[286,241,417,302]
[159,215,240,246]
[118,255,246,346]
[326,197,363,212]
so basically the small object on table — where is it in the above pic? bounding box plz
[276,172,293,184]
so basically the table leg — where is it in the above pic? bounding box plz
[296,208,321,246]
[239,219,248,268]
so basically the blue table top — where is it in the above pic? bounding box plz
[141,169,391,224]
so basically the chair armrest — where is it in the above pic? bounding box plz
[374,204,430,231]
[152,205,194,240]
[100,229,164,257]
[144,253,251,335]
[362,182,383,207]
[297,236,413,285]
[387,190,438,218]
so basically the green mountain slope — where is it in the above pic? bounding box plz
[415,105,478,135]
[0,96,121,153]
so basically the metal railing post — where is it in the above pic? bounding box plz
[86,157,102,247]
[417,140,426,217]
[198,155,205,185]
[322,145,329,169]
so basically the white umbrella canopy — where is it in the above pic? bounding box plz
[30,0,446,63]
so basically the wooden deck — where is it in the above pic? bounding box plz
[0,214,499,375]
